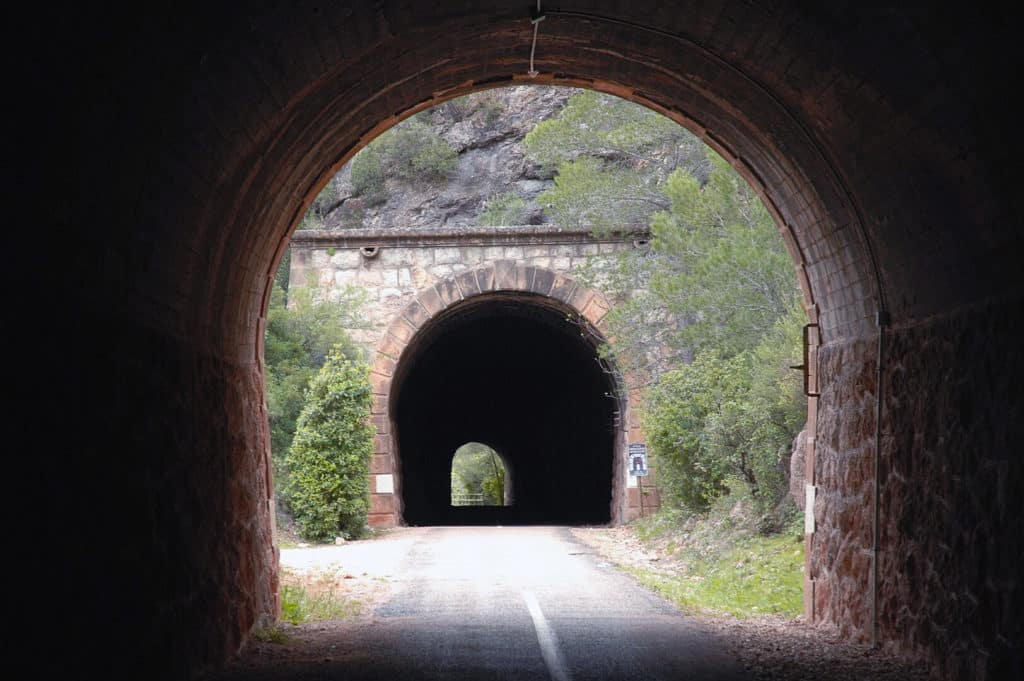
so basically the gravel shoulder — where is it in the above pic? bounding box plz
[570,527,932,681]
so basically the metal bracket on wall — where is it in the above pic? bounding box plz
[790,323,820,397]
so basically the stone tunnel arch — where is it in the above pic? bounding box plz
[366,262,635,527]
[39,3,1022,679]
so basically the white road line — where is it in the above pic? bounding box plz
[522,590,572,681]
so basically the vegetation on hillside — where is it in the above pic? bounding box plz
[350,114,457,203]
[478,191,530,226]
[525,90,708,229]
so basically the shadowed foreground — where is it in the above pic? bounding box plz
[207,526,930,680]
[208,527,746,680]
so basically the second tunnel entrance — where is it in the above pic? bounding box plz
[392,292,619,526]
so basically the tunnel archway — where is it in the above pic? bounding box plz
[38,3,1023,678]
[395,294,616,526]
[369,262,626,527]
[449,442,511,508]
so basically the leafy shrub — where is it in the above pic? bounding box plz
[297,181,339,230]
[349,115,456,200]
[396,118,457,181]
[478,192,528,225]
[350,145,385,200]
[642,305,804,516]
[642,353,738,512]
[282,350,374,541]
[264,282,367,493]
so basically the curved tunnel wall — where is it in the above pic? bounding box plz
[31,2,1023,679]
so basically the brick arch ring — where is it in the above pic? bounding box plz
[363,260,645,528]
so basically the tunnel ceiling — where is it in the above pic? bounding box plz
[65,1,1020,361]
[393,294,618,526]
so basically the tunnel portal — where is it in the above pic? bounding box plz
[393,293,618,526]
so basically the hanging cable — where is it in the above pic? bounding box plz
[528,0,546,77]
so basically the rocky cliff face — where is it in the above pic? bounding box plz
[317,86,574,230]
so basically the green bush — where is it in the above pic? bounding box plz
[642,305,804,516]
[642,353,738,512]
[349,115,456,200]
[282,350,374,541]
[297,181,339,230]
[478,192,528,225]
[350,145,385,199]
[264,282,367,493]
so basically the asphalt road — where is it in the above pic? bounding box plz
[219,526,749,680]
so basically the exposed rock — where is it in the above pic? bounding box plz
[320,86,574,231]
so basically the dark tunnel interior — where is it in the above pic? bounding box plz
[393,293,618,525]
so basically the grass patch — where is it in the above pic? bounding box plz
[280,571,363,624]
[629,531,803,617]
[626,479,805,618]
[251,625,291,644]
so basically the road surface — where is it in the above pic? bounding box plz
[217,526,749,680]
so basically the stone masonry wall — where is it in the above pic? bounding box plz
[288,226,650,355]
[812,297,1023,679]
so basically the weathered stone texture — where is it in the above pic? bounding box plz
[877,301,1022,679]
[40,315,279,679]
[813,299,1023,679]
[289,227,645,356]
[813,336,878,640]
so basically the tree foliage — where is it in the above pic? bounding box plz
[637,156,805,516]
[478,191,529,225]
[349,114,457,201]
[264,280,367,493]
[282,351,374,541]
[643,305,804,515]
[651,156,798,358]
[524,90,708,229]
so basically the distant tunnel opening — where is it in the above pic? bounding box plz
[393,293,618,526]
[449,442,511,507]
